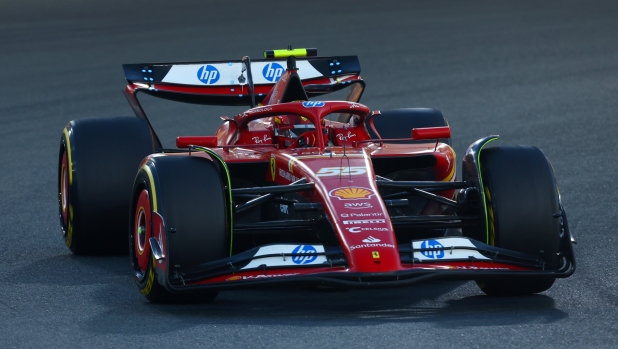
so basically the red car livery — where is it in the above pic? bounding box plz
[57,48,575,302]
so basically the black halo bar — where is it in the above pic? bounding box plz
[376,180,468,190]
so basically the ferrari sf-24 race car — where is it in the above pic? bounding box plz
[58,48,575,302]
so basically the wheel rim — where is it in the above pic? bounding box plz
[60,150,69,227]
[134,189,151,273]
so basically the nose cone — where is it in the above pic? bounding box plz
[332,194,400,272]
[282,148,402,272]
[315,167,400,272]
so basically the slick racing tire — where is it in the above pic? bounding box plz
[130,155,228,303]
[475,146,561,296]
[58,117,154,255]
[366,108,451,145]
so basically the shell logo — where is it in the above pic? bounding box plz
[329,187,375,200]
[226,275,242,281]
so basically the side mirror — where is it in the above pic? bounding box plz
[411,126,451,140]
[176,136,218,148]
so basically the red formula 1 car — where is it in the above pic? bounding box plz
[58,48,575,302]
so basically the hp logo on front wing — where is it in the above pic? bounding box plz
[291,245,318,264]
[420,239,444,259]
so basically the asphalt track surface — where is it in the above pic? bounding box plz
[1,0,617,348]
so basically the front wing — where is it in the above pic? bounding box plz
[153,232,576,293]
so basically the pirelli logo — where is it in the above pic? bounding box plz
[343,219,385,225]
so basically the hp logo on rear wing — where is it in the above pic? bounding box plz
[262,63,284,82]
[197,65,220,84]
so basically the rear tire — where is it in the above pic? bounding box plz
[475,146,561,296]
[366,108,451,145]
[58,117,154,255]
[130,155,228,303]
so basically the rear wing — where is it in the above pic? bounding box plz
[122,56,362,106]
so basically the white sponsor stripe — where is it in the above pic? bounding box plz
[161,61,323,86]
[412,238,490,261]
[412,237,477,250]
[253,244,325,257]
[240,244,326,270]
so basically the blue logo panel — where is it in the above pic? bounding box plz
[302,101,325,108]
[197,65,220,84]
[262,63,284,82]
[291,245,318,264]
[420,239,444,259]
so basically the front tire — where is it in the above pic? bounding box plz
[130,155,228,303]
[475,146,561,296]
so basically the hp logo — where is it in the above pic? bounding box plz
[291,245,317,264]
[420,240,444,259]
[197,65,220,84]
[262,62,284,82]
[302,101,325,108]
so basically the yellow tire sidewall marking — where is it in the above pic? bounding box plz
[141,164,158,212]
[141,255,156,296]
[65,204,74,247]
[63,128,73,185]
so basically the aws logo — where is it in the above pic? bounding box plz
[344,202,373,209]
[263,63,284,82]
[197,65,220,84]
